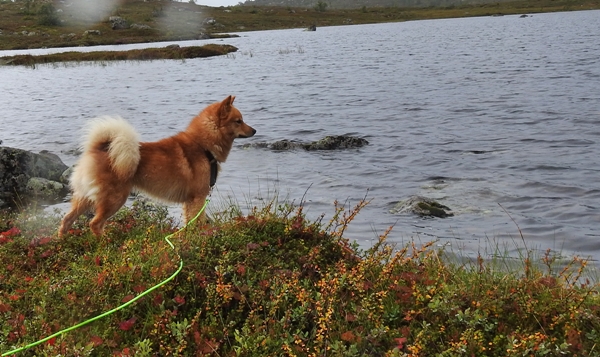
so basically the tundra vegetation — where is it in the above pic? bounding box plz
[0,0,599,51]
[1,198,599,356]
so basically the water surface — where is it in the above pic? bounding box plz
[2,10,599,262]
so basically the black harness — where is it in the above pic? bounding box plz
[205,150,218,188]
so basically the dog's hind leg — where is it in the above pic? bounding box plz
[89,188,131,236]
[58,196,93,237]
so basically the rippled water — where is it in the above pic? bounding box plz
[2,10,599,262]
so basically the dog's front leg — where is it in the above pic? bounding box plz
[183,196,209,225]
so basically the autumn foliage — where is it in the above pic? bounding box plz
[1,198,600,356]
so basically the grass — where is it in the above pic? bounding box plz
[1,0,600,51]
[1,197,600,356]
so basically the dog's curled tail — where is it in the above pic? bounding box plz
[82,116,141,180]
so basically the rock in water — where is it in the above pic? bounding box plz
[391,196,453,218]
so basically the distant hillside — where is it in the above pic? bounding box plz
[240,0,511,8]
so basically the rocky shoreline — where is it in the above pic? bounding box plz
[0,137,453,218]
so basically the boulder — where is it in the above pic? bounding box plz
[83,29,101,36]
[109,16,129,30]
[390,196,453,218]
[0,146,69,208]
[202,17,217,26]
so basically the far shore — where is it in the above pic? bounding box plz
[0,0,598,60]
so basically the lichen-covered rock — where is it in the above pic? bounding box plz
[391,196,453,218]
[303,135,369,150]
[26,177,67,202]
[0,146,69,208]
[109,16,129,30]
[243,135,369,151]
[27,150,68,182]
[60,165,74,184]
[270,140,304,151]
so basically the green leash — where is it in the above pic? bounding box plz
[1,200,208,356]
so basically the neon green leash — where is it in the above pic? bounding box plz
[1,199,208,356]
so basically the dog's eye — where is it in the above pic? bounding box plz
[235,119,243,124]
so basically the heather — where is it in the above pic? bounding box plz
[1,198,600,356]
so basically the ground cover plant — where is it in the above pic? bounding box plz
[1,197,600,356]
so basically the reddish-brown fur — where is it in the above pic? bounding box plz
[58,95,256,237]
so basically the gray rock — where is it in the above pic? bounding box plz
[391,196,453,218]
[60,165,74,184]
[26,150,68,182]
[26,177,67,202]
[244,135,369,151]
[83,29,101,36]
[202,17,216,26]
[303,135,368,150]
[0,146,69,208]
[270,140,304,151]
[109,16,129,30]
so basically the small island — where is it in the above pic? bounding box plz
[0,44,238,66]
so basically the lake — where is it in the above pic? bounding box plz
[1,10,599,263]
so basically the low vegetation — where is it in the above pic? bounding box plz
[1,198,599,356]
[0,44,238,66]
[1,0,599,51]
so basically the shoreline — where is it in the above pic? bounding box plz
[1,0,599,53]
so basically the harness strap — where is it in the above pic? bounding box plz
[205,150,218,188]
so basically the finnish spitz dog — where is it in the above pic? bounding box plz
[58,96,256,237]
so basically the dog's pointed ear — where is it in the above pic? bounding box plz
[218,95,234,119]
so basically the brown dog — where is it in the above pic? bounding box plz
[58,96,256,237]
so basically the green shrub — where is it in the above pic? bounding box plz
[314,1,328,12]
[37,3,60,26]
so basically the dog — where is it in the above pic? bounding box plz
[58,95,256,237]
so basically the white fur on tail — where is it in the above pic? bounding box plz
[84,116,140,179]
[70,116,140,202]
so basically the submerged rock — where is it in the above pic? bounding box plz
[270,140,304,150]
[244,135,369,151]
[391,196,453,218]
[303,135,368,150]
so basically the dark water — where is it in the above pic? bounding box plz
[1,10,599,262]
